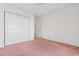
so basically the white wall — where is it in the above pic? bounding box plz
[2,4,34,40]
[36,4,79,47]
[0,4,34,47]
[35,16,41,37]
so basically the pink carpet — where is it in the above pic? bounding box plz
[0,38,79,56]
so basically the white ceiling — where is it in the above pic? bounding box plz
[7,3,74,17]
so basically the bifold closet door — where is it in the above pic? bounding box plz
[5,12,29,45]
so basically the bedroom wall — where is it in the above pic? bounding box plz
[36,4,79,47]
[0,4,34,47]
[35,16,41,37]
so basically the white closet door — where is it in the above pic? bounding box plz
[0,10,4,47]
[5,12,29,45]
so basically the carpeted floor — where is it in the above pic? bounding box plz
[0,38,79,56]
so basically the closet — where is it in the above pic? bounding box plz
[5,12,30,45]
[0,4,34,47]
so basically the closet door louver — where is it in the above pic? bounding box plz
[5,12,29,45]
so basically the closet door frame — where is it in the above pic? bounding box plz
[0,9,5,48]
[4,11,30,46]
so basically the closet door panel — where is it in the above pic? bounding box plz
[5,12,29,45]
[0,10,4,47]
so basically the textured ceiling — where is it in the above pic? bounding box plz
[7,3,75,17]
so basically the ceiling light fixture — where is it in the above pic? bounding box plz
[35,3,47,8]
